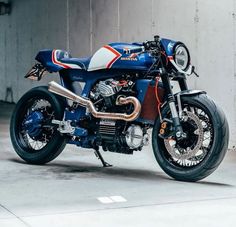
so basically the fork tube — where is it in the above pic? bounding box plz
[160,71,184,139]
[179,77,188,91]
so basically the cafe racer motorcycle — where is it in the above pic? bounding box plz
[10,35,229,182]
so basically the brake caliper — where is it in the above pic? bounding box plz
[158,118,174,139]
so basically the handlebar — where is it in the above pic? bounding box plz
[143,35,160,50]
[143,41,158,49]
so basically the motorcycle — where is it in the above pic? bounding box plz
[10,35,229,182]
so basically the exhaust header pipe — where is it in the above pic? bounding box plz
[48,81,141,121]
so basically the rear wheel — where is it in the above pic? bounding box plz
[10,86,67,164]
[152,94,229,182]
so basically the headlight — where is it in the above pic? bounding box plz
[174,44,190,70]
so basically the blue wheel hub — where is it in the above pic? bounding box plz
[23,111,44,138]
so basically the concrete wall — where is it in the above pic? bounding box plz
[0,0,236,146]
[0,0,92,102]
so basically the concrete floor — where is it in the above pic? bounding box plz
[1,101,236,227]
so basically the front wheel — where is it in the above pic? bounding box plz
[152,94,229,182]
[10,86,67,164]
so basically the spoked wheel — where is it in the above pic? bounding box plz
[10,86,67,164]
[164,108,212,167]
[18,99,56,151]
[152,94,229,182]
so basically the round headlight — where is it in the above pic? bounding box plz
[174,44,190,70]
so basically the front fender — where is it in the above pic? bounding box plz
[161,89,206,109]
[175,89,206,97]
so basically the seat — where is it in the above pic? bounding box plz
[53,49,90,70]
[60,57,91,70]
[36,49,91,72]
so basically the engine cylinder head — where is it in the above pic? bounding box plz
[97,79,121,97]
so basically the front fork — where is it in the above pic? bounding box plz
[160,70,188,139]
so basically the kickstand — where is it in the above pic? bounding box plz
[94,149,112,167]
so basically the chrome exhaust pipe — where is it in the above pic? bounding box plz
[48,81,141,121]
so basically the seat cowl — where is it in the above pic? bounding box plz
[35,49,88,72]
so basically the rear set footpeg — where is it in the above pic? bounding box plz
[52,120,87,136]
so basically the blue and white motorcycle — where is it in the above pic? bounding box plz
[10,36,229,181]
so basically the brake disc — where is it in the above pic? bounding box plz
[164,111,204,160]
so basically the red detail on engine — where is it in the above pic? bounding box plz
[117,80,128,86]
[139,85,165,122]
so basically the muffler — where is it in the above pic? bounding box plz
[48,81,141,121]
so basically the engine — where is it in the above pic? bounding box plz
[87,78,149,154]
[96,79,122,97]
[90,79,124,109]
[96,119,149,154]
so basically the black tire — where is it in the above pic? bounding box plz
[10,86,67,164]
[152,94,229,182]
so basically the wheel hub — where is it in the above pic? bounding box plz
[164,111,204,160]
[23,111,43,138]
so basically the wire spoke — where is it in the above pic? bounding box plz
[165,104,214,167]
[18,98,55,152]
